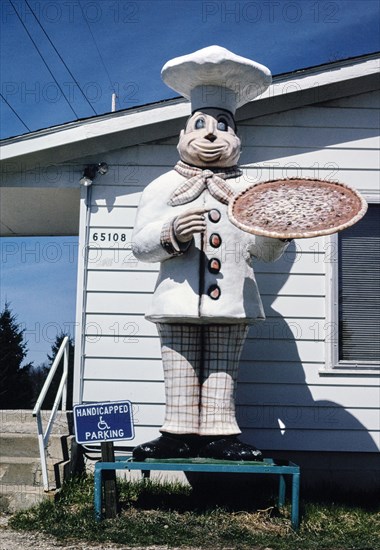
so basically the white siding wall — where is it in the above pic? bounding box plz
[74,90,380,452]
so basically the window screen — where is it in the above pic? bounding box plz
[338,204,380,363]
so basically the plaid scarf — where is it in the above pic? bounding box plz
[169,160,242,206]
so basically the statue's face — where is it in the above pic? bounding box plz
[177,108,241,168]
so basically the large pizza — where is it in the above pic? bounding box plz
[228,178,368,239]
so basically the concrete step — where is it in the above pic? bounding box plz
[0,410,79,511]
[0,457,71,488]
[0,409,73,435]
[0,457,42,486]
[0,483,55,513]
[0,433,74,461]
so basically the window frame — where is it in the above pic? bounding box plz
[323,192,380,375]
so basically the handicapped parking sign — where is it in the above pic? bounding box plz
[73,400,134,444]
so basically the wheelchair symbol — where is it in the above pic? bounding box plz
[98,416,110,430]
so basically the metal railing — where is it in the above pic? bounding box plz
[32,336,69,491]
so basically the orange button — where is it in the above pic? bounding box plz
[208,258,221,274]
[208,284,221,300]
[208,209,221,223]
[209,233,222,248]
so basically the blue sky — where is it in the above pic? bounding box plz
[0,0,379,366]
[1,0,379,138]
[0,237,78,365]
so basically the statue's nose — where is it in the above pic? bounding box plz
[204,132,217,142]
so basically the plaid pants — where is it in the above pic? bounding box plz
[157,324,248,436]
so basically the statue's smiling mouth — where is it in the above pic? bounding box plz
[191,141,226,160]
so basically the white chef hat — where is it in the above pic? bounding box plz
[161,45,272,115]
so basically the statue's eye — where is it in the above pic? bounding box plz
[217,118,228,131]
[195,118,205,129]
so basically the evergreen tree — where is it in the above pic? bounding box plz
[0,303,33,408]
[27,362,50,407]
[44,332,75,410]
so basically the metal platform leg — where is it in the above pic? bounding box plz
[291,472,300,530]
[94,467,103,521]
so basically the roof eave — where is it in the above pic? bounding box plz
[1,53,378,169]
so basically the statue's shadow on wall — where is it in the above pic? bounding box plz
[187,242,377,503]
[236,240,377,454]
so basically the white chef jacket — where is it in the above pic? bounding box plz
[132,169,289,324]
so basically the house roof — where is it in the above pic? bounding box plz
[1,52,379,168]
[0,52,378,236]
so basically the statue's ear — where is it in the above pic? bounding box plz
[177,129,185,148]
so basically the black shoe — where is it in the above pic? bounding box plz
[132,433,193,461]
[198,436,263,461]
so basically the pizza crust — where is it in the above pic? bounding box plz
[228,178,368,239]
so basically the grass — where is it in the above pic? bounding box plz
[9,474,380,550]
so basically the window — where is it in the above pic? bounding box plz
[325,201,380,372]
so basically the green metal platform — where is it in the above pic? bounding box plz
[94,456,301,529]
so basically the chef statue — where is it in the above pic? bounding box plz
[132,46,291,461]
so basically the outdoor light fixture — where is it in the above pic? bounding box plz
[80,162,109,186]
[97,162,108,175]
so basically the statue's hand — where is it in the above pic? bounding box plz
[173,207,208,243]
